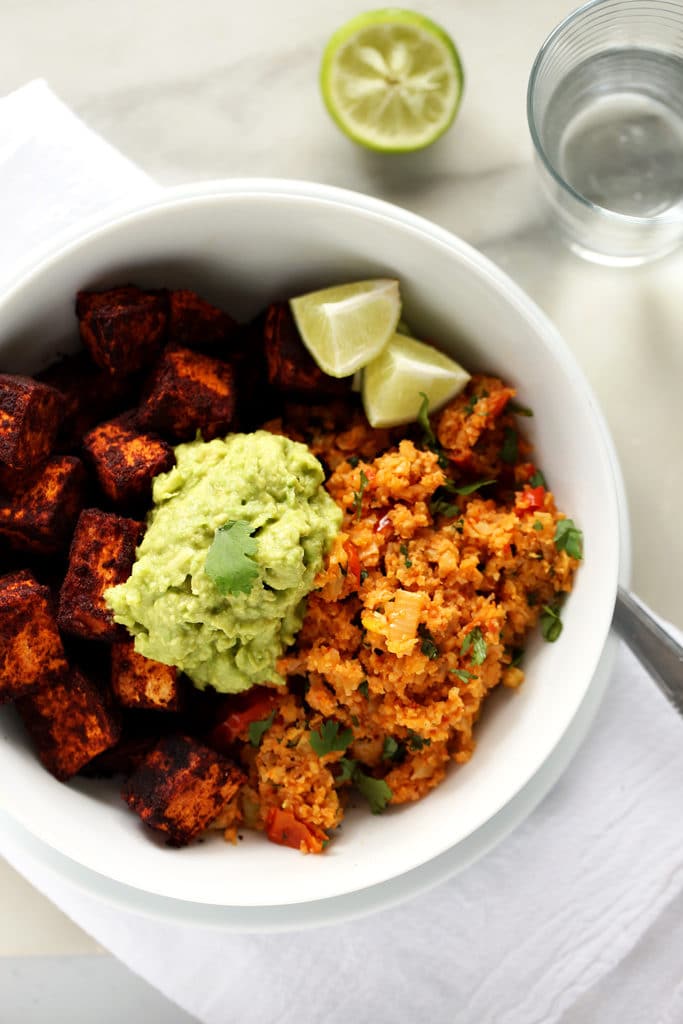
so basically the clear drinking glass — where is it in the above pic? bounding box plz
[528,0,683,265]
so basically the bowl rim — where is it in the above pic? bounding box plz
[0,178,626,905]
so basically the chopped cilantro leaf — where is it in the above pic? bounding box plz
[430,496,460,518]
[353,469,369,522]
[530,469,547,488]
[418,624,440,660]
[407,729,431,751]
[353,767,392,814]
[417,392,438,448]
[360,569,369,584]
[533,520,543,531]
[399,543,413,568]
[510,647,525,667]
[445,478,497,496]
[335,757,356,783]
[450,668,476,682]
[463,393,478,417]
[508,399,534,417]
[248,711,275,747]
[554,518,583,559]
[347,455,359,468]
[540,604,563,642]
[382,736,400,761]
[358,680,369,698]
[309,720,353,757]
[461,626,487,665]
[205,520,259,596]
[501,427,519,465]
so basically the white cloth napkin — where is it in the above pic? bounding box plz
[2,81,683,1024]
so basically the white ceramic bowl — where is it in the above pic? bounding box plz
[0,180,621,910]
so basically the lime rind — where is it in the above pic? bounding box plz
[320,8,464,153]
[290,278,401,378]
[362,331,471,427]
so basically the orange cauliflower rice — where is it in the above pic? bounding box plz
[227,373,581,852]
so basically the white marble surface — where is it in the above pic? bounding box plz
[1,0,682,996]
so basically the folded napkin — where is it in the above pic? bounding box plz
[2,81,683,1024]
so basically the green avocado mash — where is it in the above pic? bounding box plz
[105,431,341,693]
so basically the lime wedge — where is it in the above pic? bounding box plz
[362,332,471,427]
[290,279,401,378]
[320,9,464,153]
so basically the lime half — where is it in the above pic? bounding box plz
[290,278,401,378]
[362,332,471,427]
[320,9,464,152]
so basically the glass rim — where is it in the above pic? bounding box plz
[527,0,683,227]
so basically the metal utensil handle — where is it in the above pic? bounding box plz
[613,586,683,716]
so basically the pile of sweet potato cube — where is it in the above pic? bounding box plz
[0,284,347,846]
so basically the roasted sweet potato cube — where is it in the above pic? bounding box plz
[168,289,237,349]
[137,347,236,440]
[263,302,348,393]
[111,641,180,711]
[17,667,121,780]
[0,570,67,703]
[76,285,167,377]
[36,352,135,449]
[0,374,64,472]
[57,509,143,641]
[0,456,85,554]
[83,418,174,506]
[122,735,245,846]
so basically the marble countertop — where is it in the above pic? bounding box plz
[1,0,681,979]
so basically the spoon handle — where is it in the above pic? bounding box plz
[613,586,683,716]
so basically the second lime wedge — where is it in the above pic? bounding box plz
[290,278,401,378]
[362,332,471,427]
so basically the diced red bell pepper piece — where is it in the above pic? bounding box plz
[265,807,326,854]
[514,485,546,515]
[208,686,279,750]
[343,539,361,586]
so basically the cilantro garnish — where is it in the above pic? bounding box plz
[554,519,583,559]
[501,427,519,464]
[461,626,487,665]
[533,520,543,531]
[529,469,547,488]
[417,392,449,467]
[309,720,353,757]
[248,711,275,747]
[360,568,369,584]
[353,767,393,814]
[508,399,533,417]
[430,496,460,518]
[463,393,479,417]
[205,520,259,595]
[347,455,359,468]
[417,392,438,448]
[444,478,497,496]
[406,729,431,751]
[399,543,413,568]
[382,736,400,761]
[353,469,369,521]
[540,604,563,642]
[358,680,369,699]
[450,668,476,682]
[335,757,356,783]
[509,647,525,667]
[418,624,440,660]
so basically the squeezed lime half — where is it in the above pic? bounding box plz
[320,8,464,152]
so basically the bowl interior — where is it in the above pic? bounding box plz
[0,183,620,907]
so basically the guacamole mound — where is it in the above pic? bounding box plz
[105,431,342,693]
